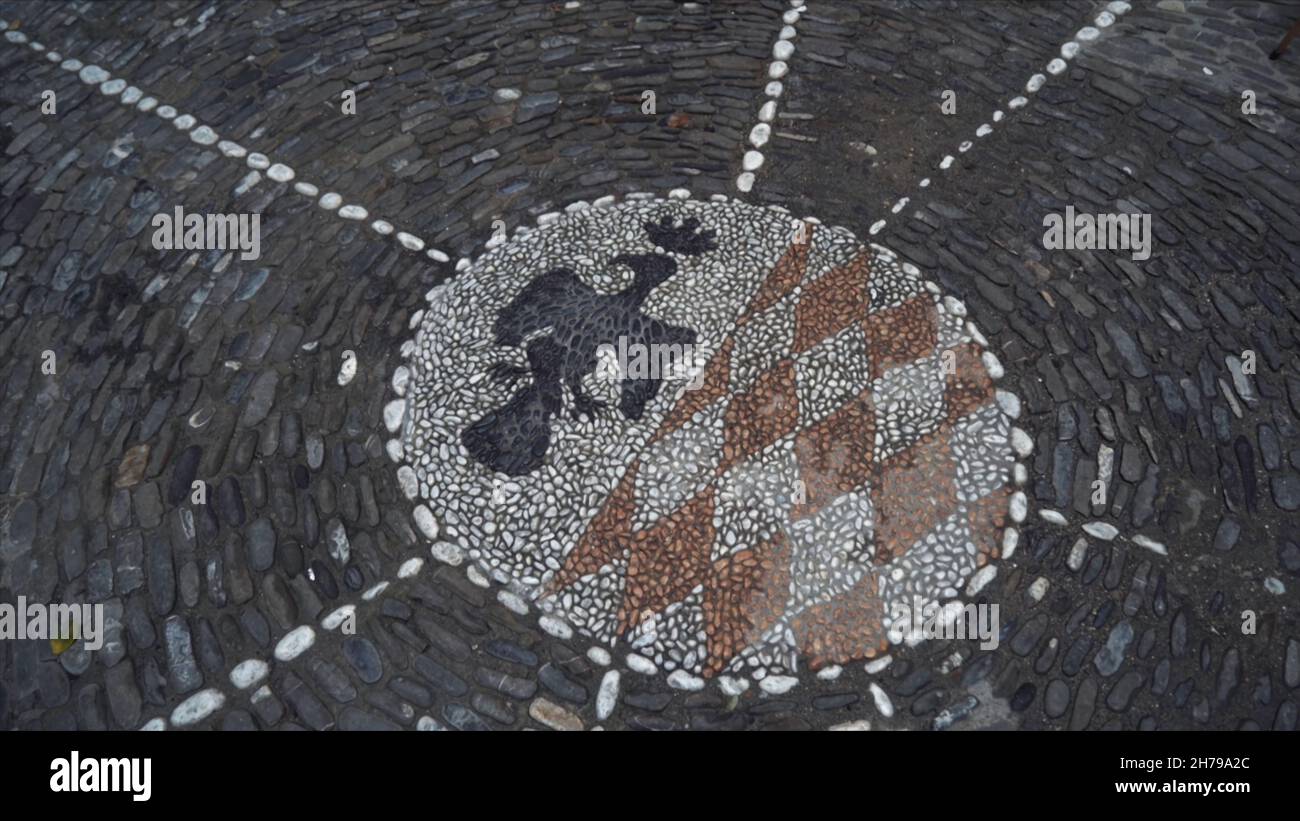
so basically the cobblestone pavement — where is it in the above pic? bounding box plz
[1,0,1298,731]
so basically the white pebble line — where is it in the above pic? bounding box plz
[0,23,453,266]
[139,553,430,729]
[867,1,1132,238]
[1037,508,1170,558]
[391,190,1027,704]
[735,1,806,193]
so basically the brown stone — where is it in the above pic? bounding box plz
[719,359,798,471]
[114,443,151,488]
[944,342,994,422]
[617,487,716,633]
[793,248,871,353]
[871,428,958,562]
[791,390,875,518]
[864,294,938,379]
[791,573,888,668]
[529,697,583,731]
[740,224,813,321]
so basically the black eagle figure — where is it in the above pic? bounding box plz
[462,215,717,476]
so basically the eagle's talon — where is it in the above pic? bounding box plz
[572,395,607,420]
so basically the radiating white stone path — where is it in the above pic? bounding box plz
[736,0,806,193]
[736,0,1135,235]
[0,21,452,265]
[866,2,1133,237]
[872,1,1134,236]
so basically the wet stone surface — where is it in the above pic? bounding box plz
[0,0,1297,731]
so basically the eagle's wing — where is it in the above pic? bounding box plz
[494,267,598,347]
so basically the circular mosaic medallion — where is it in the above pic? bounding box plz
[389,194,1024,687]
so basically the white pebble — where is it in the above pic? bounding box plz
[497,590,529,615]
[966,565,997,595]
[170,689,225,727]
[412,505,439,540]
[78,65,110,84]
[668,670,705,691]
[829,720,872,731]
[995,390,1021,418]
[1039,509,1068,525]
[625,653,656,675]
[430,542,464,566]
[1009,491,1027,523]
[864,655,892,674]
[539,615,573,640]
[274,626,315,661]
[229,659,269,689]
[267,163,294,182]
[596,671,621,720]
[1082,521,1119,541]
[321,605,355,630]
[336,354,356,386]
[718,676,749,696]
[383,399,406,432]
[869,683,895,717]
[1028,577,1050,601]
[1003,527,1020,559]
[760,675,798,695]
[397,232,425,251]
[1132,535,1167,556]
